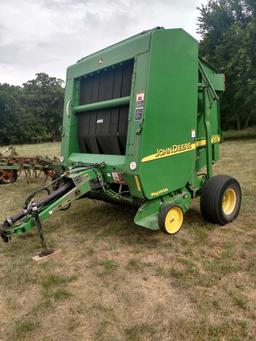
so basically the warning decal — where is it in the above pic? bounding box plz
[135,91,145,121]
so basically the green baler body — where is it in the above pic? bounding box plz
[61,27,224,226]
[0,27,237,247]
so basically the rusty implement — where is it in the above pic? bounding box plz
[0,147,63,185]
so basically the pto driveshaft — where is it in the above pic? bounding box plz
[0,166,102,253]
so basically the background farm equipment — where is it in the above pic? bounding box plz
[0,146,63,184]
[0,27,241,257]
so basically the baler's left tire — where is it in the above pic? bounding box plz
[158,204,184,234]
[200,175,241,225]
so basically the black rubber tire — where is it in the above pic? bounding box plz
[0,169,18,185]
[158,204,184,235]
[200,175,241,225]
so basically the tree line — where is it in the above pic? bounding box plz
[198,0,256,130]
[0,0,255,145]
[0,73,64,145]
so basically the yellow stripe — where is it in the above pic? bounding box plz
[134,175,142,192]
[196,135,221,147]
[141,135,220,163]
[195,139,206,147]
[142,143,196,163]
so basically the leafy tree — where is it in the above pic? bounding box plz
[0,84,25,144]
[0,73,64,145]
[22,73,64,142]
[198,0,256,129]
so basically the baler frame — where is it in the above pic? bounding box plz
[0,27,242,256]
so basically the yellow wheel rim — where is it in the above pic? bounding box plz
[222,188,236,215]
[164,207,183,234]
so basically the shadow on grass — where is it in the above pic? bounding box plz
[2,200,218,258]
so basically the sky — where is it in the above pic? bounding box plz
[0,0,208,85]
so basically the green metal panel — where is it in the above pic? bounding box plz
[61,78,80,161]
[68,153,125,176]
[196,60,223,172]
[124,52,151,198]
[132,29,199,199]
[60,27,224,204]
[66,30,151,80]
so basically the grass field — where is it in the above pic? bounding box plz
[223,127,256,140]
[0,140,255,341]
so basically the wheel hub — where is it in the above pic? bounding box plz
[164,207,183,234]
[222,188,236,215]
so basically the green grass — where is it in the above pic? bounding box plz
[13,317,40,340]
[223,127,256,139]
[51,288,73,301]
[42,273,77,290]
[0,139,256,340]
[232,294,247,310]
[126,258,149,272]
[93,259,119,276]
[125,323,155,340]
[80,247,94,258]
[1,142,60,157]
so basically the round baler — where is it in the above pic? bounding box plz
[0,28,241,255]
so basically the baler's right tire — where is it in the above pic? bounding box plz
[200,175,241,225]
[0,169,18,185]
[158,204,184,234]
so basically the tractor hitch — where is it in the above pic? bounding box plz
[0,166,102,254]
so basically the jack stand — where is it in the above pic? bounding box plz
[31,203,54,258]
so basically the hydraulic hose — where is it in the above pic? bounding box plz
[1,180,74,229]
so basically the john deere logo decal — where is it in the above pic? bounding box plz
[141,135,220,163]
